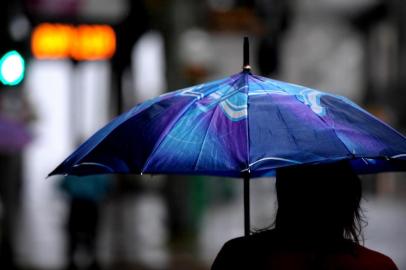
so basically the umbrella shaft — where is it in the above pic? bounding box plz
[244,174,250,236]
[243,37,249,67]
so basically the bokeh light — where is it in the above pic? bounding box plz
[0,50,25,86]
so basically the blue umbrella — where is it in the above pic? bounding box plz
[50,38,406,236]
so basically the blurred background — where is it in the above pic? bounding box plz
[1,0,406,269]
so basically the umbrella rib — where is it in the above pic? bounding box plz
[62,78,233,170]
[246,157,301,168]
[244,87,302,173]
[252,75,289,93]
[60,92,179,169]
[72,162,114,173]
[193,96,222,171]
[276,104,301,149]
[309,103,355,158]
[193,76,244,171]
[140,101,207,173]
[244,73,251,172]
[142,75,242,173]
[344,97,406,142]
[258,77,406,158]
[392,154,406,159]
[253,74,355,158]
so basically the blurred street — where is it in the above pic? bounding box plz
[11,176,406,270]
[364,193,406,269]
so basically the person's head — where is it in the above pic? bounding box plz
[274,161,364,244]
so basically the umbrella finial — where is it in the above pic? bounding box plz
[243,37,251,72]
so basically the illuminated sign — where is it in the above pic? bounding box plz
[0,50,25,86]
[31,23,116,61]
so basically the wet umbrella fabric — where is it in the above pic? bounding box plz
[50,71,406,178]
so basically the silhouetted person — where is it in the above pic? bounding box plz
[61,175,111,270]
[212,162,398,270]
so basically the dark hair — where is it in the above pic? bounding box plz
[274,161,365,244]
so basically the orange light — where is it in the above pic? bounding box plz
[71,25,116,61]
[31,23,74,59]
[31,23,116,61]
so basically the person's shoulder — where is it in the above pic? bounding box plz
[221,235,249,252]
[222,230,276,252]
[353,244,398,270]
[211,235,256,269]
[211,232,275,270]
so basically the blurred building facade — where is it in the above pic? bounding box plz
[0,0,406,270]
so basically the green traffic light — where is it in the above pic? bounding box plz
[0,50,25,86]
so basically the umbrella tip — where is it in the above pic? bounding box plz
[243,37,251,72]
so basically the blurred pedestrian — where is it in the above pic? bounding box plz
[60,175,111,270]
[211,162,398,270]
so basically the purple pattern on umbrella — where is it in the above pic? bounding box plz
[50,71,406,177]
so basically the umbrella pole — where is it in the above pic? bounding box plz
[243,173,250,236]
[243,37,251,237]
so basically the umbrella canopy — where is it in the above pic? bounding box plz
[50,70,406,178]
